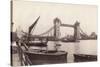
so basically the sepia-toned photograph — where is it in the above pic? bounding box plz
[11,0,97,66]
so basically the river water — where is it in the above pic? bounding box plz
[47,40,97,63]
[12,40,97,64]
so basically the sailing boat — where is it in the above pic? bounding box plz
[17,16,67,65]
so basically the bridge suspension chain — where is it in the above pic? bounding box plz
[79,27,88,36]
[38,26,54,36]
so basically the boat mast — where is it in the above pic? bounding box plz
[27,16,40,46]
[28,16,40,34]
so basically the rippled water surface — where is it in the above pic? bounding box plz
[47,40,97,62]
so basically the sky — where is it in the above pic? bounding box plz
[12,0,97,37]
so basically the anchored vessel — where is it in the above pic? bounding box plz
[74,54,97,62]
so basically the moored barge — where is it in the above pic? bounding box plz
[74,54,97,62]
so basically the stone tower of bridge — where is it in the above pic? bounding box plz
[74,21,80,41]
[53,17,61,40]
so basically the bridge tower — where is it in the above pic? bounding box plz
[74,21,80,41]
[53,17,61,40]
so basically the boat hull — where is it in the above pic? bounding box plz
[25,51,67,65]
[74,54,97,62]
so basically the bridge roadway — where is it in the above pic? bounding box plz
[61,24,74,27]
